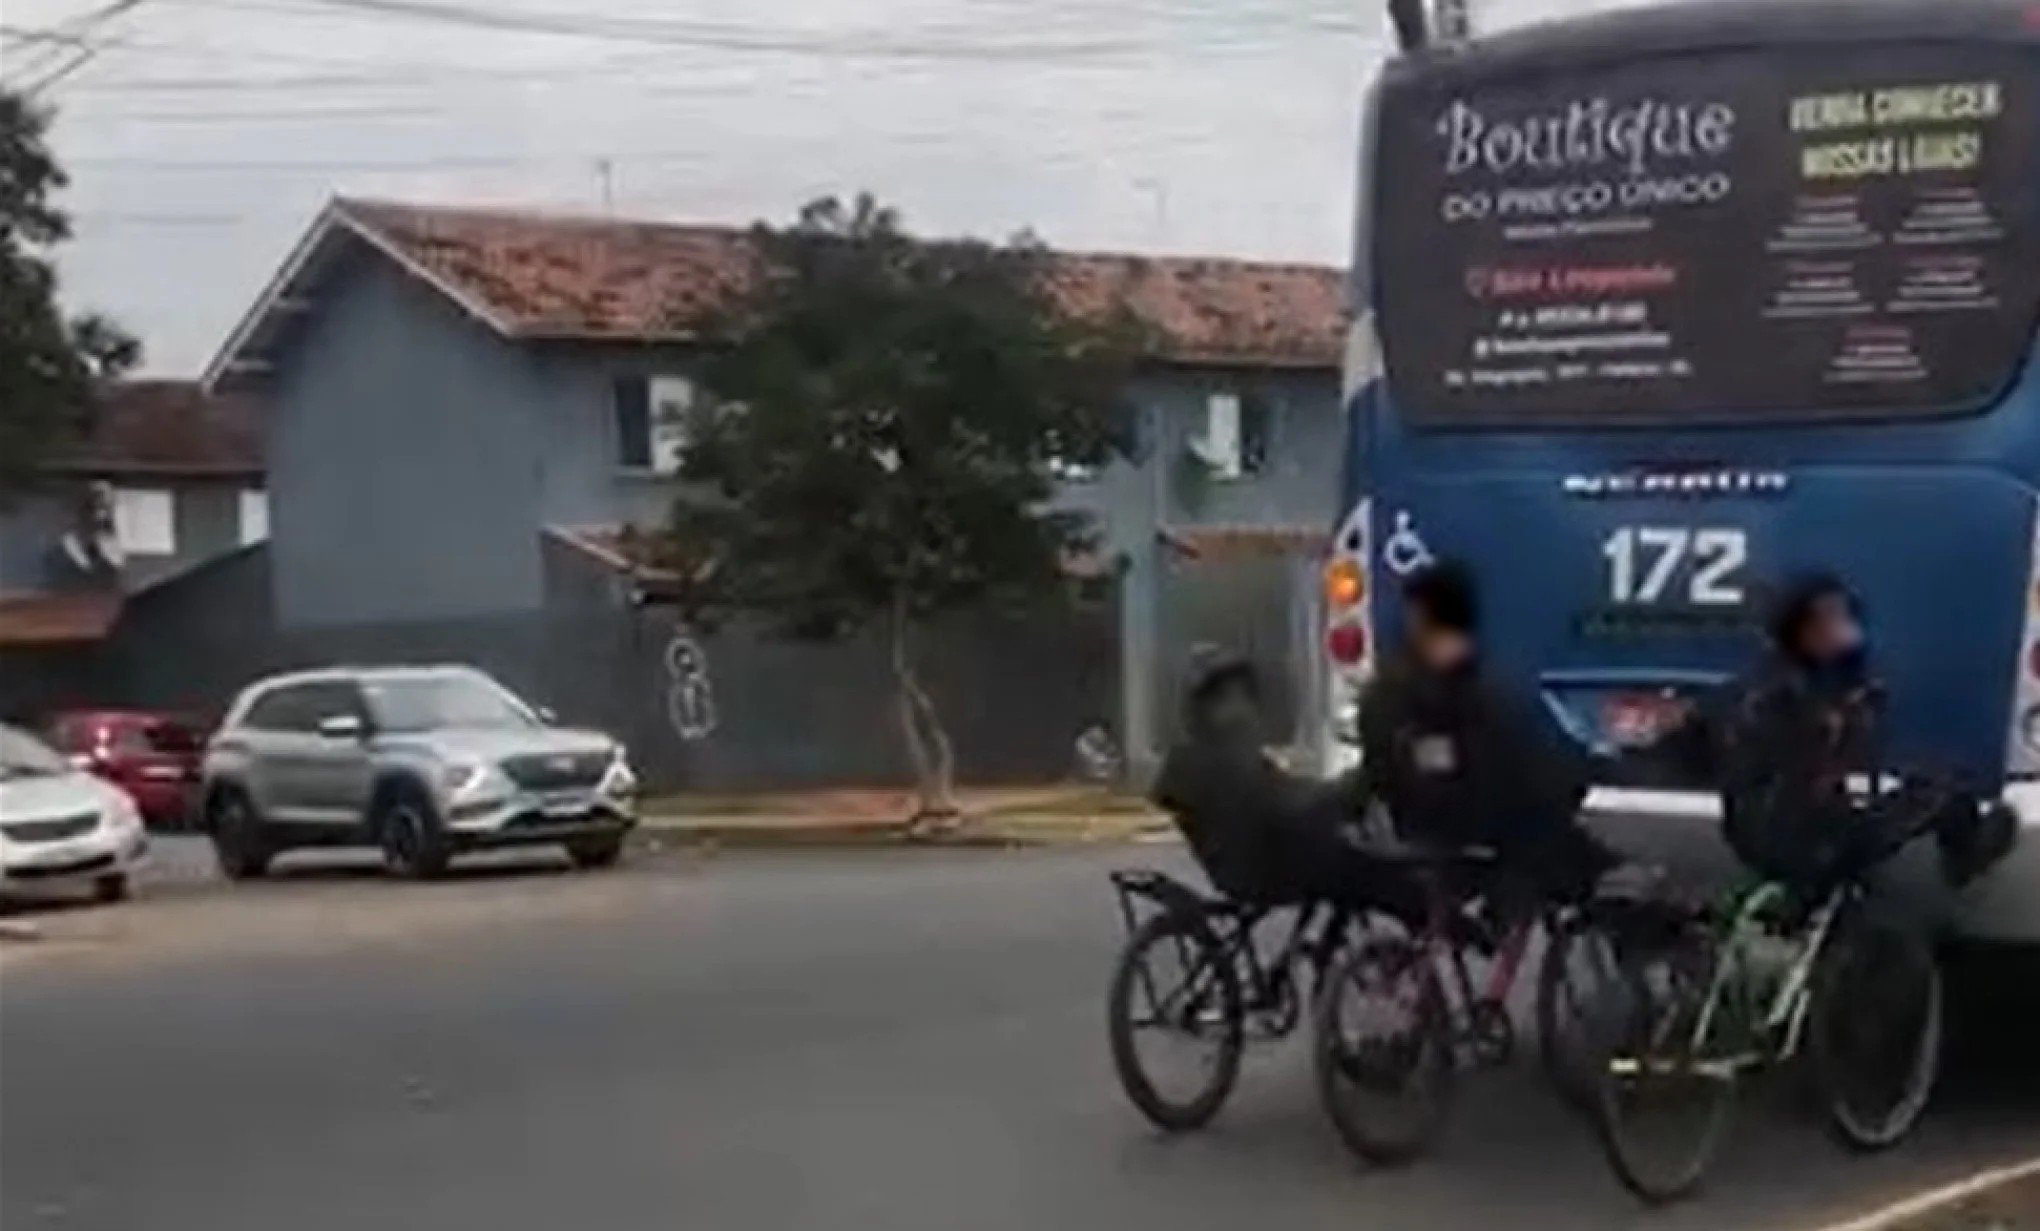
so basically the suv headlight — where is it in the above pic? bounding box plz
[443,760,508,801]
[599,746,637,798]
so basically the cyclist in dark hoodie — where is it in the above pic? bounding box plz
[1719,572,1881,891]
[1357,559,1616,909]
[1152,651,1426,925]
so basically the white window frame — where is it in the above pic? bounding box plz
[237,489,270,546]
[1189,391,1244,480]
[111,487,176,556]
[647,374,695,477]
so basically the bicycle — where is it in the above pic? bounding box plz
[1105,868,1385,1131]
[1309,844,1625,1163]
[1593,783,1964,1204]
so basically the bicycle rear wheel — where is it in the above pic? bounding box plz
[1108,909,1244,1131]
[1536,910,1621,1114]
[1809,910,1942,1151]
[1312,937,1455,1164]
[1596,938,1736,1204]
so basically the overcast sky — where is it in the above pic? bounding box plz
[5,0,1656,375]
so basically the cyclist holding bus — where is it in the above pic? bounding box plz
[1595,573,2019,1203]
[1357,559,1617,909]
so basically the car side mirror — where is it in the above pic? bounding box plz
[317,713,364,740]
[536,706,558,724]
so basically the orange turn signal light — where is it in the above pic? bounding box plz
[1324,558,1365,609]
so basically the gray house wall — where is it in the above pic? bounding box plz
[527,345,698,531]
[0,482,257,593]
[266,254,549,627]
[0,495,69,591]
[1083,365,1346,776]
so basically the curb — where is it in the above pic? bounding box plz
[1808,1155,2040,1231]
[631,817,1176,851]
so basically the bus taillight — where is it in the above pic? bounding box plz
[1326,621,1367,666]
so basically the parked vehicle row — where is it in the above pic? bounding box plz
[2,665,639,903]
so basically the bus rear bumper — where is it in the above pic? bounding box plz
[1949,782,2040,944]
[1580,784,2040,947]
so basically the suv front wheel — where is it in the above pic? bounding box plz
[377,782,452,880]
[566,832,625,869]
[210,787,273,881]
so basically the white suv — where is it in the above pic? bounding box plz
[200,665,637,879]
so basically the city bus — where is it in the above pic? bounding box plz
[1322,0,2040,940]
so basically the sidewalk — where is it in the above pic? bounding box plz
[634,786,1174,849]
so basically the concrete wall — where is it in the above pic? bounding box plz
[22,541,1115,792]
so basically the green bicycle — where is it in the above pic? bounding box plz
[1593,798,1955,1204]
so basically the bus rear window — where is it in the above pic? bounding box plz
[1371,35,2040,427]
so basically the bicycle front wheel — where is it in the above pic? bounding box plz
[1312,937,1455,1165]
[1596,939,1736,1204]
[1808,910,1943,1152]
[1536,910,1621,1114]
[1107,909,1244,1131]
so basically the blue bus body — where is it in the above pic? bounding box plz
[1333,0,2040,937]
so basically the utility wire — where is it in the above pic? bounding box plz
[8,0,150,95]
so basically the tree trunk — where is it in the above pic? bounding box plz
[889,594,959,829]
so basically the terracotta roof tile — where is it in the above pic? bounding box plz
[340,199,1344,366]
[49,380,264,478]
[0,591,123,646]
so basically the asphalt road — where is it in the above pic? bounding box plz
[4,826,2039,1231]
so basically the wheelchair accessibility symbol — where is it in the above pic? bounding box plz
[1381,510,1434,578]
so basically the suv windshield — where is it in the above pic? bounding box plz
[361,676,536,733]
[0,725,70,780]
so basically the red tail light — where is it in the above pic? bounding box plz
[1326,621,1367,666]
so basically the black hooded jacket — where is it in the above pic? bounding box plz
[1719,578,1879,881]
[1356,650,1590,864]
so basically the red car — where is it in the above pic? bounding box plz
[46,710,206,830]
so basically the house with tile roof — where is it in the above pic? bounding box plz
[0,380,268,713]
[91,197,1350,788]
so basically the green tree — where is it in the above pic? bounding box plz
[0,88,139,504]
[672,195,1140,821]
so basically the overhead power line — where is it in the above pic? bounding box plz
[176,0,1154,61]
[7,0,150,95]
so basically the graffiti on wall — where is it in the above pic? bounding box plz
[664,630,718,741]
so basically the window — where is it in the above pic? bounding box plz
[612,374,695,475]
[1186,390,1270,480]
[238,489,269,546]
[361,673,536,733]
[297,682,365,733]
[111,487,175,556]
[241,686,302,732]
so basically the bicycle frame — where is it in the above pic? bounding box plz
[1403,867,1552,1060]
[1109,870,1357,1041]
[1673,882,1849,1079]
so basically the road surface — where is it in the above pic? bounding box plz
[3,829,2037,1231]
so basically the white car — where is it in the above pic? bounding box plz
[1,723,149,902]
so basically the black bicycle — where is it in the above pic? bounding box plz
[1105,868,1383,1131]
